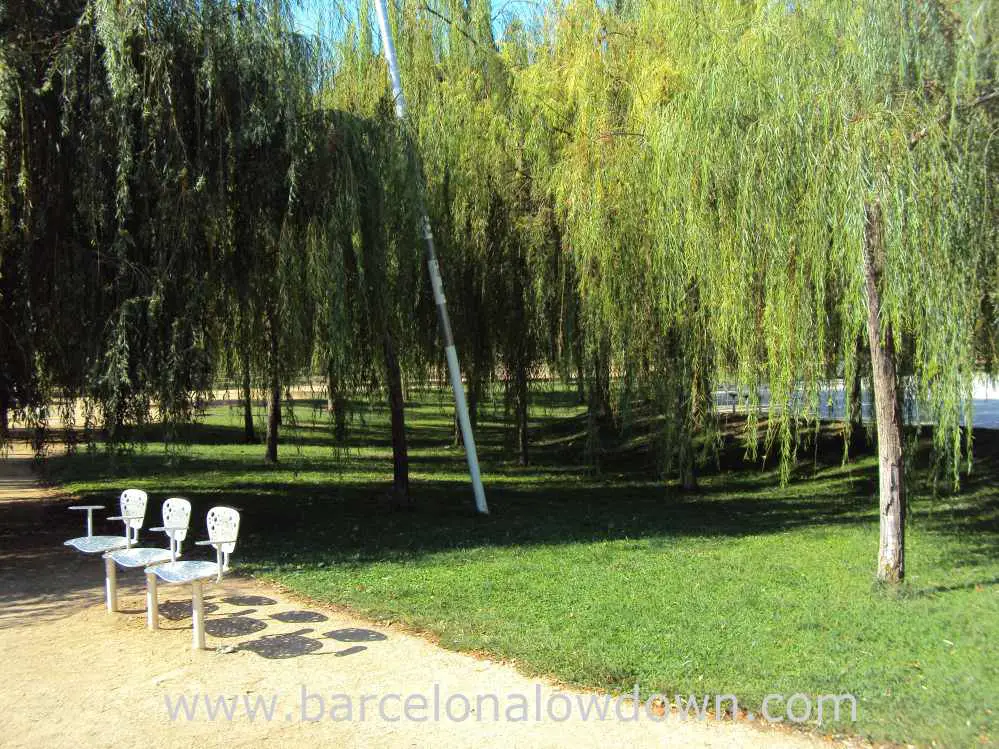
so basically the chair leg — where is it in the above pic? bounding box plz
[105,557,118,613]
[191,579,205,650]
[146,572,158,630]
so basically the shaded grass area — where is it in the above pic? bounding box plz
[35,387,998,746]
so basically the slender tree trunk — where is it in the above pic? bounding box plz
[264,315,280,464]
[515,361,529,466]
[469,377,479,430]
[680,372,699,492]
[847,335,867,453]
[573,332,586,405]
[265,376,280,463]
[276,386,290,427]
[241,349,256,443]
[679,441,698,491]
[592,344,613,425]
[383,331,409,501]
[327,363,347,443]
[862,203,905,583]
[0,388,9,439]
[585,358,605,474]
[849,352,863,433]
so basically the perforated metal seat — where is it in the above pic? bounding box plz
[103,497,192,618]
[111,547,175,568]
[66,535,134,554]
[146,506,241,649]
[151,560,221,584]
[65,490,148,554]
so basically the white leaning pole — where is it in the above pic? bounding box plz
[372,0,488,515]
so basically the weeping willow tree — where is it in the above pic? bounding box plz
[519,1,720,485]
[1,0,420,476]
[1,0,236,442]
[1,0,96,441]
[526,0,995,581]
[5,0,995,571]
[317,0,567,467]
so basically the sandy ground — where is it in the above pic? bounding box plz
[0,447,860,749]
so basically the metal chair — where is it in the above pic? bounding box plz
[145,506,240,649]
[65,489,148,555]
[104,497,192,618]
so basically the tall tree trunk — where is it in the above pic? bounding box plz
[383,331,409,502]
[469,377,480,430]
[847,335,866,453]
[679,439,698,491]
[327,363,347,443]
[592,344,613,425]
[573,332,586,405]
[680,370,699,492]
[862,203,905,583]
[515,360,529,466]
[241,348,256,443]
[0,387,9,439]
[264,315,280,464]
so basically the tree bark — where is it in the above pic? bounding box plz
[592,345,613,425]
[383,331,410,502]
[679,442,698,491]
[327,364,347,443]
[862,203,905,583]
[573,333,586,405]
[515,360,529,466]
[0,388,9,439]
[847,335,867,454]
[680,371,699,492]
[264,314,280,464]
[241,348,256,443]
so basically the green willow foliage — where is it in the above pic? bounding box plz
[521,0,996,483]
[1,0,419,448]
[2,0,995,491]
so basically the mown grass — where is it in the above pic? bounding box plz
[37,385,998,746]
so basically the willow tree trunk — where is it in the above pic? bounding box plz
[265,375,280,463]
[264,315,280,464]
[592,347,613,426]
[241,349,256,443]
[573,333,586,405]
[383,331,410,502]
[847,335,867,453]
[679,375,699,492]
[515,361,529,466]
[327,364,347,443]
[862,203,905,583]
[0,388,9,439]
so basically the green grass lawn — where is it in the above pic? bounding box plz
[37,386,997,746]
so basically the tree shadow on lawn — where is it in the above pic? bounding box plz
[52,472,880,570]
[30,414,999,572]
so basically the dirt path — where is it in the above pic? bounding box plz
[0,448,855,749]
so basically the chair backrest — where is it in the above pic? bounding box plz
[162,497,192,558]
[120,489,148,543]
[206,506,240,570]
